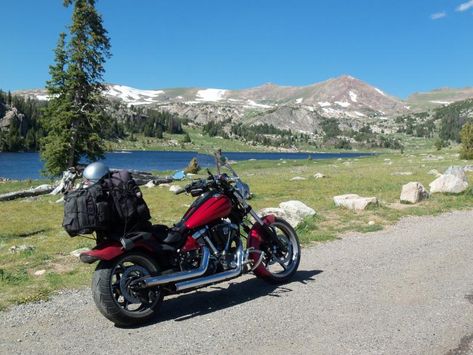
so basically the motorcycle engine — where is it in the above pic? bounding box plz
[209,222,239,270]
[210,222,238,251]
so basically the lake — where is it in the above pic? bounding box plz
[0,151,374,180]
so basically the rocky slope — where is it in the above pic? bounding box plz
[14,76,473,134]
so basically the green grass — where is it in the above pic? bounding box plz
[0,143,471,310]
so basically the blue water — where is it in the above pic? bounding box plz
[0,151,373,180]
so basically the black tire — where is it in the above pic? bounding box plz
[254,217,301,284]
[92,252,163,327]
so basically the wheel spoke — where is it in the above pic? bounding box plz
[272,257,287,270]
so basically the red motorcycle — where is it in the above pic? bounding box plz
[80,152,301,326]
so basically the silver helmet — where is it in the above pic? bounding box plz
[83,162,109,183]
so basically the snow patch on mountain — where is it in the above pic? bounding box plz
[36,95,50,101]
[349,91,358,103]
[106,85,164,103]
[430,100,451,105]
[335,101,351,108]
[245,100,272,109]
[375,88,386,96]
[196,89,227,102]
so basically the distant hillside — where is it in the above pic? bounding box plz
[407,87,473,111]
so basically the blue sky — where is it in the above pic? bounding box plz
[1,0,472,98]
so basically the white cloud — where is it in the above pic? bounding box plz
[456,0,473,12]
[431,11,447,20]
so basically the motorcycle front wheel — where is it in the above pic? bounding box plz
[254,217,301,284]
[92,252,163,327]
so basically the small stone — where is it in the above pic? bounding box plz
[290,176,306,181]
[368,221,375,226]
[9,245,34,254]
[169,185,183,193]
[34,270,46,276]
[70,247,90,258]
[314,173,325,179]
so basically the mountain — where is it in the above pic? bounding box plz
[407,87,473,111]
[14,76,473,134]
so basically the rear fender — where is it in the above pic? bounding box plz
[247,214,276,276]
[79,242,124,264]
[79,239,165,264]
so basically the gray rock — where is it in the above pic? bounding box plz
[259,200,316,227]
[429,175,468,194]
[400,182,429,204]
[333,194,378,210]
[429,166,469,194]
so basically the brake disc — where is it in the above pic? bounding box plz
[119,265,150,304]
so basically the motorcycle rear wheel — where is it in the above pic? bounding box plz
[254,217,301,284]
[92,252,163,327]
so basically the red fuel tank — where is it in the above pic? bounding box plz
[184,194,232,229]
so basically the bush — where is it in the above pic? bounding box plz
[184,158,201,174]
[182,132,191,143]
[460,123,473,159]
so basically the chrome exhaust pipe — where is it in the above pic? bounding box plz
[175,244,244,292]
[141,247,210,288]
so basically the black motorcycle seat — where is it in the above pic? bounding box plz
[150,224,170,243]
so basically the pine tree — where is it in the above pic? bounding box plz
[460,123,473,160]
[40,0,111,176]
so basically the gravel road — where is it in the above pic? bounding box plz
[1,210,472,354]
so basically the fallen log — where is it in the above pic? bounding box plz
[0,184,55,202]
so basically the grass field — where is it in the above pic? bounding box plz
[1,142,472,310]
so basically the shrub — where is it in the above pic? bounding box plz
[460,123,473,159]
[184,158,201,174]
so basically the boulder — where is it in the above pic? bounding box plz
[429,166,469,194]
[259,200,316,227]
[429,175,468,194]
[400,182,429,204]
[333,194,378,211]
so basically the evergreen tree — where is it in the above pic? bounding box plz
[40,0,111,176]
[460,123,473,160]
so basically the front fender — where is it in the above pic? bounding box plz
[79,242,124,264]
[247,214,276,276]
